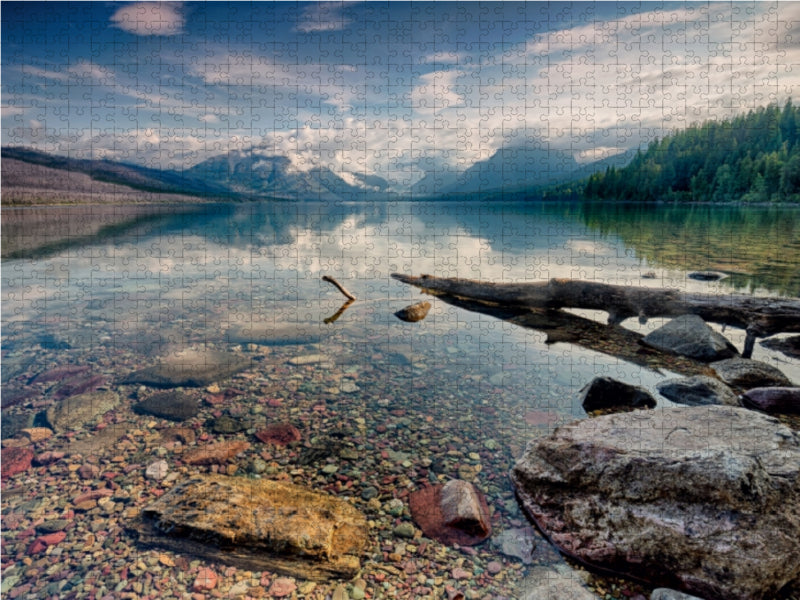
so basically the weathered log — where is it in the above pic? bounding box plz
[391,274,800,358]
[418,291,713,376]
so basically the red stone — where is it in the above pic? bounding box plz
[408,483,492,547]
[254,423,302,446]
[192,567,218,591]
[269,577,297,597]
[2,446,34,479]
[72,489,112,505]
[27,531,66,554]
[53,374,107,401]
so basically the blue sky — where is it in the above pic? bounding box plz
[3,2,800,187]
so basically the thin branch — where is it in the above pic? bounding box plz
[323,299,355,324]
[322,276,356,301]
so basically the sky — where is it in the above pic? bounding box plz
[3,1,800,187]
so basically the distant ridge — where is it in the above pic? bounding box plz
[3,143,634,204]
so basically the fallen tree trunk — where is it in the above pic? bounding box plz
[418,292,714,376]
[391,274,800,358]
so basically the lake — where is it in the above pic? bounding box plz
[2,200,799,599]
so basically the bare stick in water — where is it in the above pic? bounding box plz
[324,299,355,324]
[322,276,356,301]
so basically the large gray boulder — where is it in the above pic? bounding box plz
[510,406,800,600]
[121,348,251,388]
[642,314,737,361]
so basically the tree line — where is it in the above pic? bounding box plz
[583,101,800,203]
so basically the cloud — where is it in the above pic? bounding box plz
[111,2,184,36]
[295,2,351,33]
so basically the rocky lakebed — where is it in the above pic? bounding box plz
[2,312,800,600]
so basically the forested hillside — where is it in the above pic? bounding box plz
[584,102,800,203]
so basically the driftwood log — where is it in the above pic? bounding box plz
[391,274,800,359]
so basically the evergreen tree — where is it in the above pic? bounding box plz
[583,101,800,203]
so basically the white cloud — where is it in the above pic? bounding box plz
[295,2,351,33]
[111,2,185,36]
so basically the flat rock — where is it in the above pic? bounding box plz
[182,440,250,465]
[740,387,800,414]
[511,406,800,600]
[227,323,324,346]
[711,357,794,389]
[642,314,737,361]
[287,354,329,366]
[656,375,739,407]
[45,390,120,433]
[121,348,250,388]
[395,301,432,323]
[494,527,537,564]
[516,565,596,600]
[133,390,199,421]
[132,474,368,581]
[579,376,657,413]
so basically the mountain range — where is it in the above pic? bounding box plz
[1,144,632,204]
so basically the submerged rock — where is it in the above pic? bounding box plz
[133,390,199,422]
[687,271,728,281]
[711,357,794,389]
[1,446,34,478]
[121,348,250,388]
[642,314,737,361]
[395,301,432,323]
[494,527,537,564]
[578,376,656,413]
[132,474,368,581]
[511,406,800,600]
[45,390,120,433]
[254,423,302,446]
[516,564,596,600]
[740,387,800,414]
[209,415,247,434]
[182,441,250,465]
[656,375,739,407]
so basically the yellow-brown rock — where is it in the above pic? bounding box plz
[132,474,368,581]
[394,301,431,322]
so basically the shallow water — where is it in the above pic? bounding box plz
[2,200,799,599]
